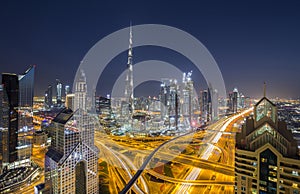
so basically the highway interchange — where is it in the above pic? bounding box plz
[24,108,252,193]
[96,108,252,193]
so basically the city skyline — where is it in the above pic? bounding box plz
[1,1,300,193]
[1,1,300,98]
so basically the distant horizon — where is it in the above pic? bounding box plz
[32,87,300,101]
[1,64,298,99]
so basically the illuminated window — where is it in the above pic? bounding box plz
[256,123,274,137]
[269,166,277,171]
[292,183,298,188]
[255,99,276,123]
[292,171,299,176]
[268,177,277,182]
[261,158,267,163]
[269,171,277,176]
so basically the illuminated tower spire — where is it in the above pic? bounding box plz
[125,23,134,114]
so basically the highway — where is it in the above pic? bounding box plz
[119,127,206,193]
[174,108,253,194]
[115,108,251,194]
[27,109,251,194]
[95,138,148,194]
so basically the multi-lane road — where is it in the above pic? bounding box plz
[17,108,251,193]
[98,108,252,194]
[174,108,252,194]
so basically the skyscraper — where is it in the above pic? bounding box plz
[228,88,238,114]
[200,89,212,124]
[239,93,245,109]
[158,79,180,128]
[123,24,134,118]
[235,93,300,194]
[45,74,98,193]
[74,70,87,112]
[95,96,111,115]
[44,108,99,193]
[65,85,70,96]
[169,79,179,129]
[44,85,53,108]
[0,84,9,173]
[182,71,193,126]
[18,65,35,163]
[159,79,170,121]
[2,73,19,164]
[18,65,35,108]
[56,79,62,106]
[65,93,75,109]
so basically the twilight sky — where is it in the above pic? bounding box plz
[0,1,300,98]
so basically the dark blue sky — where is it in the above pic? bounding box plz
[0,1,300,98]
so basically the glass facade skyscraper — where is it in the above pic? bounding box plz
[0,84,9,173]
[1,73,19,164]
[44,85,53,108]
[0,66,35,171]
[56,79,62,106]
[200,89,212,124]
[18,65,35,165]
[182,71,194,126]
[18,65,35,108]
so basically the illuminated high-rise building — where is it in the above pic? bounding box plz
[159,79,180,128]
[159,79,170,121]
[0,84,9,173]
[123,24,134,119]
[232,87,238,113]
[44,85,53,108]
[18,65,35,108]
[18,65,35,164]
[228,88,238,113]
[0,66,35,170]
[235,90,300,194]
[182,71,193,126]
[1,73,19,164]
[200,89,212,124]
[56,79,62,106]
[65,93,75,109]
[169,79,179,129]
[45,74,98,193]
[239,93,245,109]
[95,96,111,115]
[74,70,87,112]
[45,108,99,193]
[65,85,70,96]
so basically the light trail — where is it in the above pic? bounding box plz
[112,150,149,193]
[96,140,145,194]
[175,108,253,194]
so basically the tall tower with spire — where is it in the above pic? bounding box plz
[124,24,134,115]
